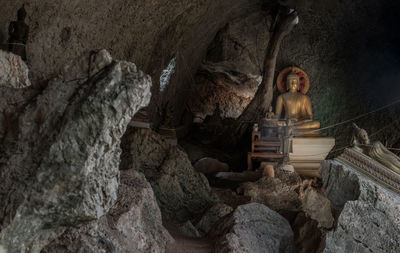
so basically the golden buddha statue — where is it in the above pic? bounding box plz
[352,123,400,174]
[275,71,320,130]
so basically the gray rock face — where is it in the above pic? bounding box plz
[188,69,259,121]
[321,160,400,253]
[0,50,31,88]
[176,221,202,238]
[195,203,233,235]
[42,170,172,253]
[209,203,293,253]
[0,50,152,252]
[205,11,271,77]
[319,160,360,212]
[300,187,334,229]
[239,171,304,214]
[123,128,216,223]
[188,12,271,121]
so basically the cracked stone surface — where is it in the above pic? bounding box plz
[320,160,400,253]
[42,170,172,253]
[209,203,293,253]
[0,50,151,252]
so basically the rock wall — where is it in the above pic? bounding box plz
[187,11,270,121]
[42,170,172,253]
[0,50,152,252]
[320,160,400,253]
[121,128,216,223]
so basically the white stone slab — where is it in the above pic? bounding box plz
[289,137,335,161]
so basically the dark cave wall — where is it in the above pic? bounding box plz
[277,0,400,148]
[192,0,400,149]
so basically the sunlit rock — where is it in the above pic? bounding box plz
[0,50,30,88]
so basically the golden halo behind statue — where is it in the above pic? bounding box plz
[276,66,310,94]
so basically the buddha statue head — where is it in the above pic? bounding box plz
[286,71,300,92]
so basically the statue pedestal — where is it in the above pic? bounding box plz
[289,137,335,177]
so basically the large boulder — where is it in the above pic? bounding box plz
[42,170,172,253]
[238,171,304,215]
[122,128,216,223]
[320,160,400,253]
[0,50,31,88]
[300,187,334,229]
[0,50,151,252]
[209,203,293,253]
[195,203,233,235]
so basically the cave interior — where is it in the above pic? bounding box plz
[0,0,399,252]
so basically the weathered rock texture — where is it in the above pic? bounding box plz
[320,160,400,253]
[239,170,334,226]
[0,50,151,252]
[0,50,31,88]
[301,187,334,229]
[121,128,216,223]
[209,203,293,253]
[239,171,304,214]
[238,170,334,252]
[188,11,270,121]
[195,203,233,236]
[188,66,260,122]
[42,170,172,253]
